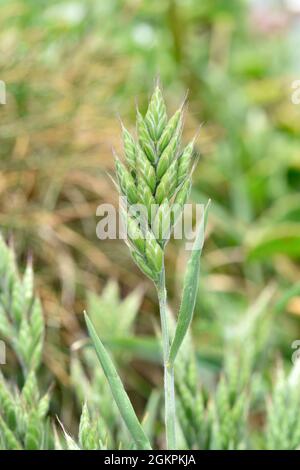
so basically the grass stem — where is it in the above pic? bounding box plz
[156,264,176,449]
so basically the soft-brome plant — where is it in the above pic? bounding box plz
[85,85,210,449]
[0,235,52,450]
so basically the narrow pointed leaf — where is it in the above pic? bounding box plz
[84,313,152,450]
[168,200,210,367]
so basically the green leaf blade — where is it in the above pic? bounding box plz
[84,313,152,450]
[168,200,210,367]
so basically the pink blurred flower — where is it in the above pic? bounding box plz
[250,6,289,34]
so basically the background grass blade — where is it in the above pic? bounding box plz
[84,313,152,450]
[246,223,300,260]
[168,200,211,367]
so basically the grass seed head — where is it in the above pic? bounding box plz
[115,85,196,281]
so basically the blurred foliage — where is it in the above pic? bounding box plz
[1,0,300,449]
[1,234,300,449]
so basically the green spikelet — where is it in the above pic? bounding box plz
[137,147,156,193]
[266,367,300,450]
[177,141,194,186]
[11,277,23,326]
[30,299,43,341]
[158,109,182,154]
[126,215,163,277]
[131,251,158,282]
[156,135,179,181]
[18,317,31,368]
[145,86,167,141]
[0,415,22,450]
[0,234,53,450]
[22,371,40,406]
[29,298,44,367]
[172,180,191,226]
[115,157,138,204]
[24,410,42,450]
[0,234,45,374]
[79,403,99,450]
[5,247,18,300]
[145,232,163,273]
[137,177,156,220]
[126,213,146,255]
[155,159,178,204]
[152,200,171,245]
[122,125,136,171]
[37,393,50,419]
[0,374,17,429]
[137,110,157,164]
[23,260,34,313]
[0,305,13,338]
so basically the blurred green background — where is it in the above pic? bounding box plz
[1,0,300,441]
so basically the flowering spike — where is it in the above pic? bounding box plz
[117,85,196,280]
